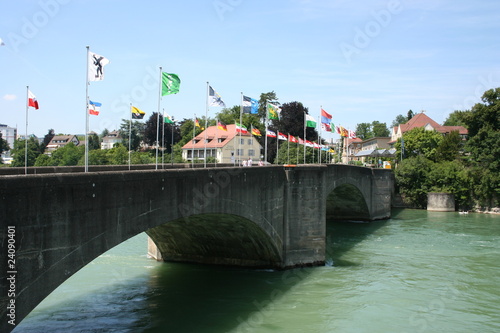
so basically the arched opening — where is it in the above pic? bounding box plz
[146,213,282,268]
[326,184,370,221]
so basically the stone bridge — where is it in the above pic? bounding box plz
[0,164,393,332]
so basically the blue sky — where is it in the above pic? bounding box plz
[1,0,500,141]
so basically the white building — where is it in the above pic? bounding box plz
[0,124,17,161]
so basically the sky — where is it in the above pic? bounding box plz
[1,0,500,141]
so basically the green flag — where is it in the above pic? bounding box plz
[164,113,174,124]
[162,72,180,96]
[267,103,280,120]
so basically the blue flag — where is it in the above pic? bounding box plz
[243,95,259,114]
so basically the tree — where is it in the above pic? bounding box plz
[443,110,468,127]
[391,114,408,128]
[11,137,42,167]
[371,121,389,137]
[355,123,372,140]
[435,130,462,162]
[0,133,9,163]
[461,88,500,206]
[100,128,110,139]
[273,101,316,139]
[407,109,414,120]
[394,155,433,208]
[119,119,145,151]
[42,129,55,152]
[88,132,101,151]
[50,142,84,166]
[395,127,442,161]
[143,112,182,153]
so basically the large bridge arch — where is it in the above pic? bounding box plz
[147,213,283,267]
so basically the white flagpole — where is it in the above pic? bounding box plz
[239,92,243,166]
[25,86,29,174]
[192,114,196,168]
[287,134,290,164]
[162,108,165,168]
[155,66,162,170]
[264,103,268,163]
[85,46,90,172]
[303,111,306,164]
[129,103,132,170]
[276,131,279,164]
[204,82,209,168]
[318,115,321,164]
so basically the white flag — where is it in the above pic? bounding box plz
[88,51,110,81]
[0,38,5,46]
[208,85,226,107]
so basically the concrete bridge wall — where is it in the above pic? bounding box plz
[0,165,392,332]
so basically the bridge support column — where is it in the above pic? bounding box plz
[281,166,326,268]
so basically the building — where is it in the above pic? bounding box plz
[0,124,17,161]
[390,112,468,143]
[101,130,122,149]
[181,124,263,164]
[46,135,80,155]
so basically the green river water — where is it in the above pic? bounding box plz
[13,209,500,332]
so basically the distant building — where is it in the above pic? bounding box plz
[390,112,468,143]
[181,124,262,164]
[0,124,17,160]
[46,135,80,155]
[101,130,122,149]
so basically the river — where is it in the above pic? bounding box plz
[13,209,500,333]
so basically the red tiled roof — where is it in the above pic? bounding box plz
[400,113,467,135]
[181,124,252,149]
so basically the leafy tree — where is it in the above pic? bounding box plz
[391,114,408,128]
[34,153,52,166]
[11,137,42,167]
[100,128,110,139]
[371,121,389,137]
[461,88,500,206]
[0,133,9,163]
[355,123,372,140]
[273,101,316,139]
[394,127,442,161]
[88,149,109,165]
[143,112,182,153]
[435,130,462,162]
[407,109,414,120]
[443,110,468,127]
[42,129,55,152]
[394,155,433,208]
[51,142,84,166]
[107,145,128,165]
[427,160,472,209]
[88,132,101,151]
[119,119,145,151]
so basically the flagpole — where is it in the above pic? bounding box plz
[264,103,268,164]
[276,132,279,164]
[192,114,196,168]
[171,116,174,166]
[239,92,243,167]
[318,114,322,164]
[25,86,29,174]
[85,46,90,172]
[155,67,162,170]
[129,103,132,170]
[303,111,306,164]
[215,117,219,167]
[204,82,209,168]
[162,108,165,168]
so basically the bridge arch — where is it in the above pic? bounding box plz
[147,213,283,267]
[326,183,370,221]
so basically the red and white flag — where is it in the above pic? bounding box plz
[28,90,39,109]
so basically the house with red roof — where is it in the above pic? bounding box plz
[390,112,468,143]
[181,124,263,164]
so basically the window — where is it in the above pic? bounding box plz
[240,138,245,145]
[248,139,252,145]
[236,149,244,156]
[248,149,255,156]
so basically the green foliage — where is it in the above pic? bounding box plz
[0,133,9,163]
[394,155,434,208]
[88,132,101,151]
[427,160,472,208]
[11,137,42,167]
[443,110,468,127]
[435,130,462,162]
[372,121,390,137]
[51,142,84,166]
[391,114,408,128]
[119,119,145,151]
[258,91,279,121]
[396,127,442,161]
[355,123,372,140]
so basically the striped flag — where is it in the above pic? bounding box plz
[88,100,101,115]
